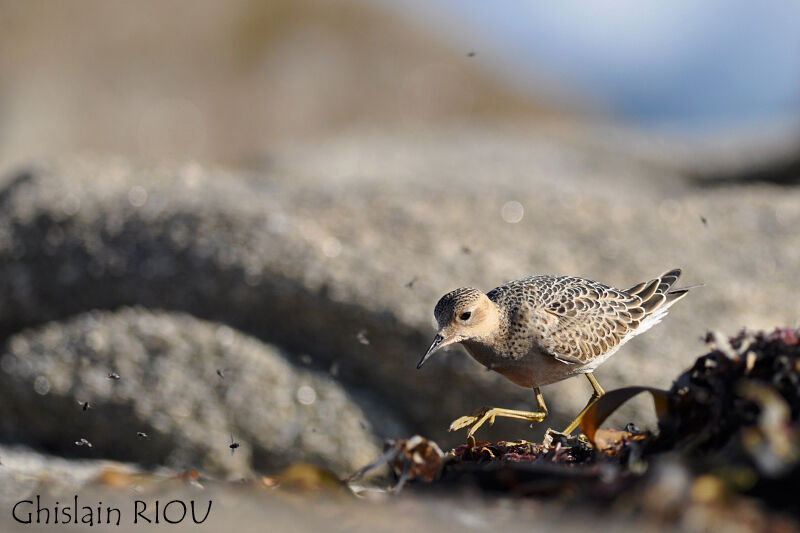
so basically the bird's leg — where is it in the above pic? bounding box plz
[449,387,548,440]
[534,387,548,415]
[586,373,606,397]
[561,372,606,434]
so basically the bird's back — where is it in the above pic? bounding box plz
[487,270,689,368]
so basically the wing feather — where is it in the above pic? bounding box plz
[529,269,687,365]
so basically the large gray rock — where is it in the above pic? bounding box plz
[0,147,798,444]
[0,308,383,477]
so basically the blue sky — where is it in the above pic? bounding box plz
[399,0,800,132]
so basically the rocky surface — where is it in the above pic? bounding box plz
[0,308,383,477]
[0,444,143,509]
[3,328,800,533]
[0,139,799,447]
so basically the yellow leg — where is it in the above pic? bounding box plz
[450,387,548,439]
[561,372,605,434]
[534,387,548,414]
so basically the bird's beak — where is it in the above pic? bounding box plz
[417,333,448,369]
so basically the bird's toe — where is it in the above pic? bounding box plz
[448,414,480,432]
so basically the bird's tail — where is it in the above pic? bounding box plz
[625,268,690,335]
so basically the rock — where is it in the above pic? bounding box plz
[0,444,142,508]
[1,149,799,444]
[0,308,383,477]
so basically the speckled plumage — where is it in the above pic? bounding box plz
[423,269,689,388]
[418,269,690,437]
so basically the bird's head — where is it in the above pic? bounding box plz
[417,287,499,369]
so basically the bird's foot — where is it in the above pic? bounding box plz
[449,408,495,435]
[449,407,547,439]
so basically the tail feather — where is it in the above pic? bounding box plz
[625,280,647,295]
[640,292,666,313]
[635,278,661,302]
[620,268,692,341]
[627,268,690,324]
[657,268,682,293]
[665,288,690,306]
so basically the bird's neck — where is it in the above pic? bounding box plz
[461,302,514,367]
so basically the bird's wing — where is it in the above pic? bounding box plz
[489,270,689,366]
[530,281,638,365]
[531,270,688,365]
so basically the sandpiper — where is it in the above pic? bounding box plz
[417,269,690,438]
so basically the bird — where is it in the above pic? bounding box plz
[417,268,690,440]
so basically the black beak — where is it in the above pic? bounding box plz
[417,334,445,369]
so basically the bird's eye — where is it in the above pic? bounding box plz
[459,311,472,321]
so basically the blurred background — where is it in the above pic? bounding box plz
[2,0,799,171]
[2,2,800,530]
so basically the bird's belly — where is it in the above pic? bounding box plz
[462,342,586,388]
[494,355,584,388]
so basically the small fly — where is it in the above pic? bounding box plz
[75,438,92,448]
[229,435,240,455]
[108,372,120,380]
